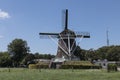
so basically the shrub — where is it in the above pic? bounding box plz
[60,61,101,69]
[107,63,118,72]
[29,64,49,69]
[36,61,49,69]
[28,64,37,69]
[60,64,101,69]
[36,64,49,69]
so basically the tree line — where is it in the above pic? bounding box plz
[74,45,120,61]
[0,38,55,67]
[0,38,120,67]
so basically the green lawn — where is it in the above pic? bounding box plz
[0,68,120,80]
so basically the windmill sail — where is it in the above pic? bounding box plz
[65,9,68,30]
[39,33,59,38]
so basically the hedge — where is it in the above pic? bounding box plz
[28,61,49,69]
[36,64,49,69]
[107,63,118,72]
[60,61,101,69]
[28,64,49,69]
[60,64,101,69]
[29,61,101,69]
[29,64,37,69]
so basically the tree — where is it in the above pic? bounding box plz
[87,49,100,60]
[107,45,120,61]
[34,52,55,59]
[74,46,87,60]
[0,52,12,67]
[8,38,30,67]
[96,46,109,59]
[22,53,35,65]
[34,52,40,59]
[91,45,120,61]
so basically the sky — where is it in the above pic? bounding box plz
[0,0,120,55]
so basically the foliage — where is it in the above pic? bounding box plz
[96,45,120,61]
[8,38,30,67]
[106,46,120,61]
[34,53,55,59]
[86,49,101,60]
[74,46,86,60]
[0,52,12,67]
[82,45,120,61]
[63,61,93,65]
[28,62,49,69]
[36,61,49,69]
[107,64,118,72]
[74,46,81,59]
[60,61,101,69]
[60,64,101,69]
[36,64,49,69]
[28,64,37,69]
[22,53,35,65]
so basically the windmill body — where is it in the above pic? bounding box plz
[56,28,76,60]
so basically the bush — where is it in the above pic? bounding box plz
[107,64,118,72]
[29,63,49,69]
[60,61,101,69]
[36,64,49,69]
[28,64,37,69]
[36,61,49,69]
[60,64,101,69]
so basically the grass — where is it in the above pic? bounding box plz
[0,68,120,80]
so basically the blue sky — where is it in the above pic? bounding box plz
[0,0,120,54]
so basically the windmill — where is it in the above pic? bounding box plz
[39,9,90,61]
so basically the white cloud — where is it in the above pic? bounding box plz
[0,9,10,19]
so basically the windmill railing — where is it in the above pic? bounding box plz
[39,33,59,38]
